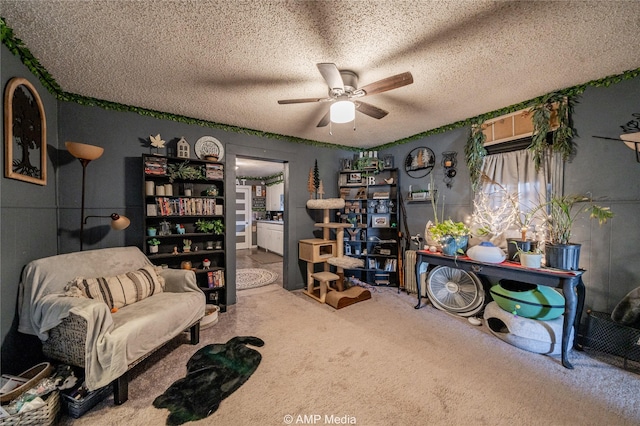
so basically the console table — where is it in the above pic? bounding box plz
[414,251,585,369]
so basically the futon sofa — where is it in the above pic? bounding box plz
[18,246,205,404]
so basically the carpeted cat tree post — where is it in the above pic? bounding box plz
[300,199,370,309]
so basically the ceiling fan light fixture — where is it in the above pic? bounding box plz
[330,100,355,124]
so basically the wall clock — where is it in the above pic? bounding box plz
[4,77,47,185]
[404,147,435,179]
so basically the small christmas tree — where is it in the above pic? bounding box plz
[307,167,315,199]
[313,160,320,195]
[318,180,325,199]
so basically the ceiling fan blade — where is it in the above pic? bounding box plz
[317,63,344,91]
[354,101,388,120]
[316,111,330,127]
[277,98,324,104]
[359,72,413,96]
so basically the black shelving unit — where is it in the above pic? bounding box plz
[338,167,400,287]
[142,154,226,311]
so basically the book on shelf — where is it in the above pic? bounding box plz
[206,163,224,180]
[144,156,167,175]
[154,197,217,216]
[383,258,397,272]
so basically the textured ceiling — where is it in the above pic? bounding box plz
[2,0,640,150]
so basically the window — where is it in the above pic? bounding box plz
[472,147,563,247]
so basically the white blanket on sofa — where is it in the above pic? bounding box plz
[18,247,205,390]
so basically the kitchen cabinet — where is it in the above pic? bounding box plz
[266,182,284,211]
[257,221,283,255]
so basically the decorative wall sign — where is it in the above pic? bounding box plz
[195,136,224,161]
[442,151,458,188]
[404,147,435,178]
[4,77,47,185]
[347,172,362,184]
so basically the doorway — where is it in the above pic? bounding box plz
[235,157,285,287]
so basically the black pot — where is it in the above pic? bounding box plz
[506,239,538,262]
[545,243,581,271]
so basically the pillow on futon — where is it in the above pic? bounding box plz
[65,265,165,309]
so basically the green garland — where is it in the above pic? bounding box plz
[464,117,487,192]
[3,17,640,159]
[0,17,358,152]
[372,67,640,152]
[237,172,283,184]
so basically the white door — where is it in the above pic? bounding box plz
[235,186,251,250]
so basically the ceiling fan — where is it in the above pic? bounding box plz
[277,63,413,127]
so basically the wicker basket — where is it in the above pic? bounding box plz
[0,391,59,426]
[581,310,640,373]
[0,363,52,403]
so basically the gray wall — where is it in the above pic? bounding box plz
[55,101,353,307]
[382,81,640,314]
[1,44,59,370]
[3,39,640,372]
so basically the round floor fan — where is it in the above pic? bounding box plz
[426,266,484,317]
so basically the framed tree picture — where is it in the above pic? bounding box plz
[4,77,47,185]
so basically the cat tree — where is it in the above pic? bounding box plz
[299,198,370,309]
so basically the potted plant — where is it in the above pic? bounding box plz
[504,191,547,261]
[542,194,613,270]
[510,241,543,268]
[195,219,224,235]
[183,239,192,253]
[195,219,215,233]
[211,219,225,235]
[429,220,471,256]
[426,175,470,255]
[147,226,157,237]
[147,238,160,254]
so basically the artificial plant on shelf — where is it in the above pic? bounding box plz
[167,161,205,182]
[147,238,160,254]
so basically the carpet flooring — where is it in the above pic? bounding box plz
[236,268,278,290]
[59,286,640,426]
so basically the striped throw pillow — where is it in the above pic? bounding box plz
[66,265,165,309]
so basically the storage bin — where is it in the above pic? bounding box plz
[61,385,111,419]
[0,391,59,426]
[581,310,640,373]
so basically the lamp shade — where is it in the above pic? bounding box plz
[66,141,104,161]
[110,213,131,230]
[620,132,640,151]
[330,101,355,124]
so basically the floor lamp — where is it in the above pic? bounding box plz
[66,141,130,250]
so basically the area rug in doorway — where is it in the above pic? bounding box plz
[249,251,283,264]
[237,268,278,290]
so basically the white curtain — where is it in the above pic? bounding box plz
[473,148,563,247]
